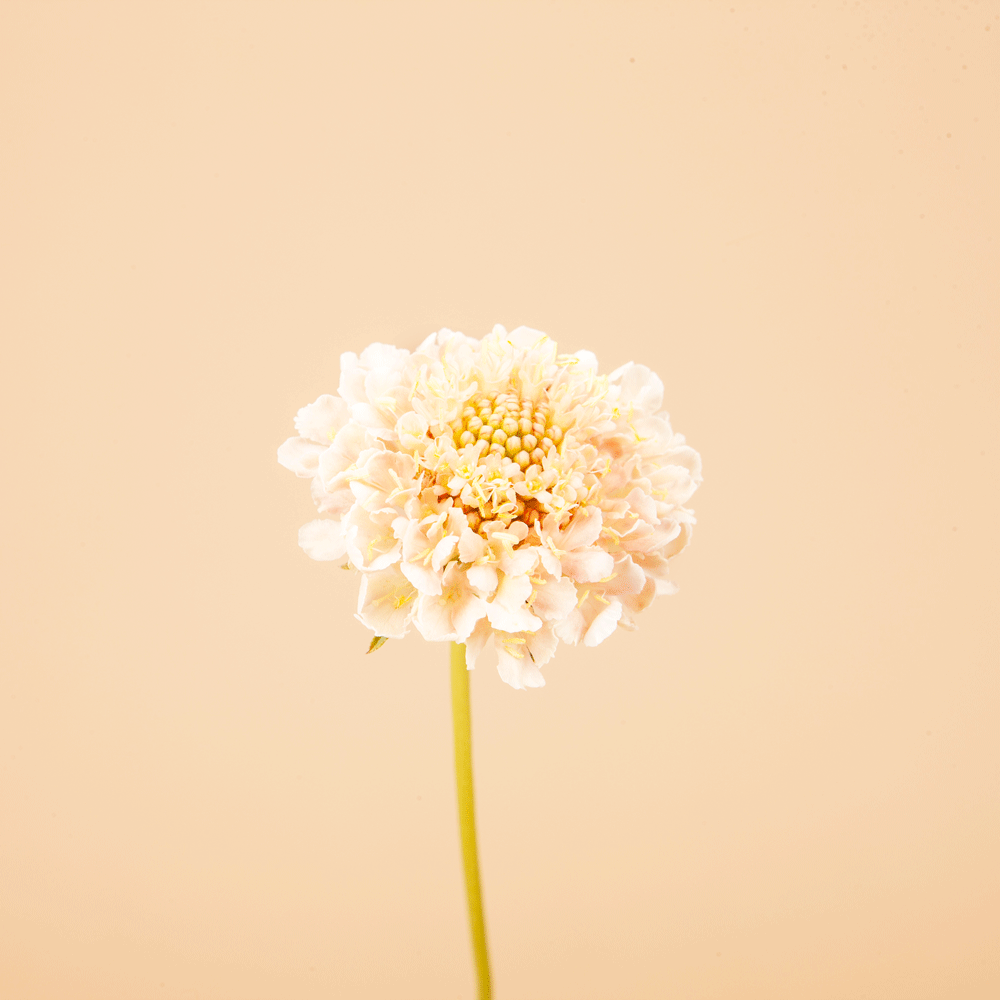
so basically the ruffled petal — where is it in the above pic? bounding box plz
[557,507,603,550]
[413,592,459,641]
[494,625,558,689]
[356,568,417,638]
[529,575,578,621]
[583,599,623,647]
[452,590,489,641]
[464,617,494,671]
[467,563,499,596]
[459,527,488,563]
[277,436,326,478]
[294,394,350,445]
[400,557,444,596]
[560,547,615,583]
[486,573,542,633]
[298,519,347,561]
[344,506,401,571]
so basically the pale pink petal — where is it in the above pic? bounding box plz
[463,618,494,671]
[400,558,443,596]
[538,547,562,578]
[344,506,400,571]
[337,354,367,406]
[459,527,488,563]
[651,464,698,507]
[452,590,489,642]
[660,522,692,559]
[493,572,533,613]
[530,575,578,621]
[350,451,419,510]
[620,575,657,615]
[277,436,326,478]
[356,568,417,638]
[601,555,646,596]
[351,402,395,434]
[553,608,587,645]
[661,440,702,481]
[487,602,542,634]
[294,394,350,445]
[499,546,538,577]
[623,487,658,525]
[611,362,664,414]
[359,342,409,370]
[318,423,369,488]
[311,476,355,516]
[560,547,615,583]
[431,534,460,572]
[298,519,347,561]
[466,563,499,596]
[486,573,542,633]
[558,507,603,550]
[583,600,623,647]
[496,647,546,690]
[494,625,557,689]
[396,411,430,451]
[413,593,458,641]
[506,325,549,350]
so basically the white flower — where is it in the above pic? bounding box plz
[279,325,701,690]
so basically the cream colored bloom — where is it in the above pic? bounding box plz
[279,325,701,689]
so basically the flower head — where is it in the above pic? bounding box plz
[279,325,701,689]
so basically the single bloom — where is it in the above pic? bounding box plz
[278,325,701,689]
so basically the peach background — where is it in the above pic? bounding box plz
[1,2,997,998]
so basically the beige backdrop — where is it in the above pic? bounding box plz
[1,2,997,998]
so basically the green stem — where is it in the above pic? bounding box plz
[450,642,492,1000]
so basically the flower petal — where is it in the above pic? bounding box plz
[356,568,417,639]
[277,436,326,478]
[413,592,459,641]
[560,547,615,583]
[344,506,401,571]
[494,626,557,689]
[452,590,488,641]
[298,519,347,561]
[558,507,603,551]
[583,599,623,647]
[486,573,542,633]
[459,527,488,563]
[294,394,350,445]
[467,563,499,596]
[400,557,444,596]
[464,618,494,671]
[529,575,578,621]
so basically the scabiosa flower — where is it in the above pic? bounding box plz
[278,325,701,689]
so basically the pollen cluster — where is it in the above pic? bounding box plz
[447,391,563,469]
[415,383,600,534]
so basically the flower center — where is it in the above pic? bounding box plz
[447,391,565,470]
[407,384,603,534]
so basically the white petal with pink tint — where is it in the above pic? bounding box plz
[277,436,326,478]
[298,519,347,561]
[294,394,350,445]
[356,568,417,638]
[584,600,623,647]
[486,573,542,634]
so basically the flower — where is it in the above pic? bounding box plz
[278,325,701,689]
